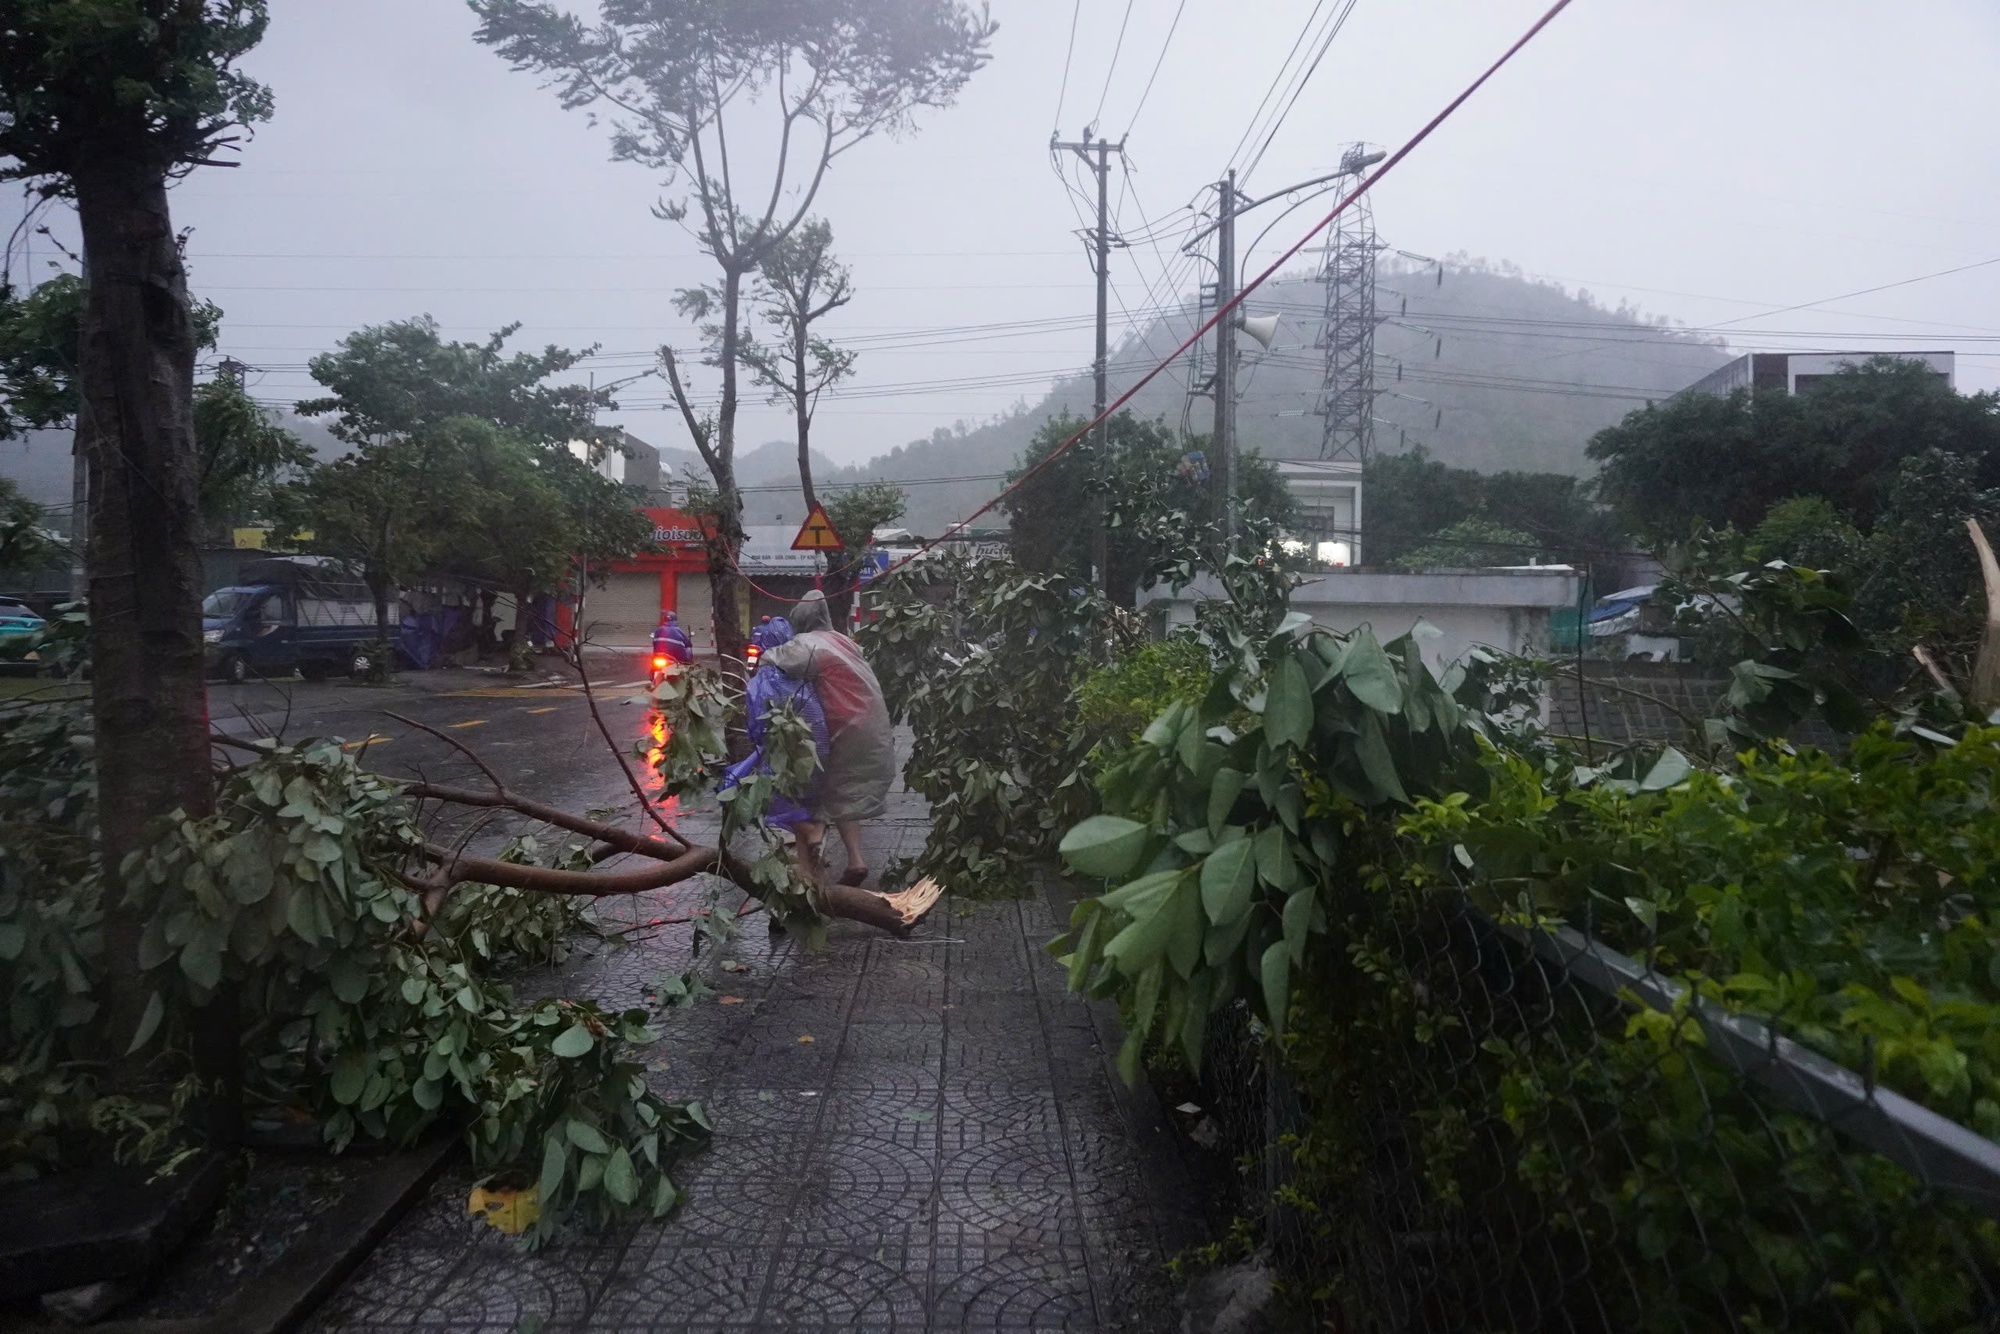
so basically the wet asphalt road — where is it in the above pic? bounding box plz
[207,654,667,823]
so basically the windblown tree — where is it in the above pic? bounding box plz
[1588,357,2000,542]
[1005,413,1297,608]
[292,317,625,640]
[443,416,654,658]
[470,0,997,678]
[192,376,314,528]
[742,218,855,515]
[0,0,274,1055]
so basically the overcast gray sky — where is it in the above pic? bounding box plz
[14,0,1999,467]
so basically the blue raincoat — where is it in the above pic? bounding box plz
[718,618,830,829]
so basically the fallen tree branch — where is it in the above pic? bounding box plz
[402,781,690,859]
[384,710,508,793]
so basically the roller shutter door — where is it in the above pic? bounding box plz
[676,573,714,656]
[578,572,660,650]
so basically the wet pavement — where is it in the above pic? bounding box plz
[256,665,1205,1332]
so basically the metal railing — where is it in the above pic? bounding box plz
[1190,892,2000,1332]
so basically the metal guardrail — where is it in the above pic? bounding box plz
[1511,918,2000,1221]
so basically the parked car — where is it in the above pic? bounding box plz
[203,557,395,684]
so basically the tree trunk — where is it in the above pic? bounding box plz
[72,155,216,1077]
[794,326,817,514]
[367,568,391,641]
[710,266,749,711]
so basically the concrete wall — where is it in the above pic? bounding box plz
[1142,567,1582,675]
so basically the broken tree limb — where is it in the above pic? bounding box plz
[402,780,690,858]
[1969,518,2000,716]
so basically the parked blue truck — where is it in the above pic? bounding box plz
[202,557,396,684]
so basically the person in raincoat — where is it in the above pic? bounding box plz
[716,617,828,831]
[760,590,895,886]
[653,610,693,664]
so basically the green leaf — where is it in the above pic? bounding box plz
[329,1051,368,1107]
[1354,712,1410,805]
[649,1176,679,1217]
[1059,815,1150,880]
[1260,941,1292,1036]
[1264,655,1313,749]
[1199,837,1257,926]
[180,937,223,991]
[539,1133,567,1202]
[1640,747,1693,791]
[1341,630,1403,715]
[1132,960,1163,1039]
[0,924,26,960]
[249,767,284,807]
[125,991,165,1056]
[603,1146,639,1205]
[1166,881,1205,980]
[327,955,368,1005]
[411,1076,444,1111]
[1101,869,1179,914]
[550,1022,596,1059]
[1282,888,1314,966]
[566,1119,612,1155]
[1116,1027,1144,1085]
[1206,769,1247,836]
[1254,826,1299,891]
[284,887,322,944]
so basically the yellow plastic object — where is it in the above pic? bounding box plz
[467,1182,540,1235]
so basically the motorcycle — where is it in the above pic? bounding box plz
[649,652,672,690]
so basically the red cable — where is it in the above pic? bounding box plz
[843,0,1576,585]
[711,0,1572,608]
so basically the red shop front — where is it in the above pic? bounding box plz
[556,508,717,652]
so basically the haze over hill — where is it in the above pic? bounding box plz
[814,259,1730,535]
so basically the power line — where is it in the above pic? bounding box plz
[1223,0,1330,178]
[1092,0,1140,129]
[1122,0,1187,137]
[1053,0,1084,132]
[1241,0,1361,183]
[1708,254,2000,330]
[860,0,1579,585]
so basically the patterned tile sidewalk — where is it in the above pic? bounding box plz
[310,791,1205,1332]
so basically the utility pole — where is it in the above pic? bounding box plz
[1051,130,1127,593]
[1211,170,1238,551]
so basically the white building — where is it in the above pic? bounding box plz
[1684,350,1954,398]
[1275,458,1363,567]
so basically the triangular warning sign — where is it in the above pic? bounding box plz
[791,502,845,552]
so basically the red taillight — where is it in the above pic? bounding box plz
[652,655,668,670]
[746,645,761,663]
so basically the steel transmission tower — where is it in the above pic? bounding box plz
[1315,144,1384,464]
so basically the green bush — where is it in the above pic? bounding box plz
[1052,610,2000,1330]
[1075,636,1210,748]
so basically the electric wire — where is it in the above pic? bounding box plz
[1240,0,1361,184]
[1122,0,1188,138]
[841,0,1579,588]
[1223,0,1330,179]
[1093,0,1141,129]
[1053,0,1085,132]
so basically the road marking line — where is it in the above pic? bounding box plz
[449,719,488,729]
[342,735,392,750]
[526,706,560,715]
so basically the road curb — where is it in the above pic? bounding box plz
[198,1136,460,1334]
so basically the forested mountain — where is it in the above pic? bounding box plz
[822,258,1729,535]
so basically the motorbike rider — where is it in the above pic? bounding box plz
[653,610,693,665]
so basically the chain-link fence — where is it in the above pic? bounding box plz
[1189,889,2000,1333]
